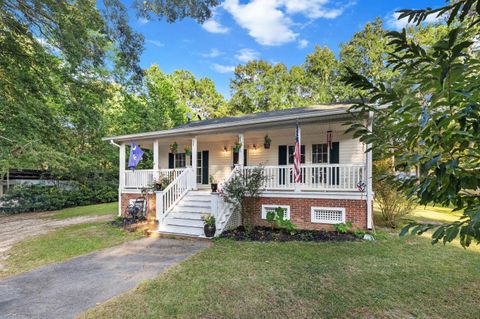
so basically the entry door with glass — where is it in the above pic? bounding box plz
[197,151,209,185]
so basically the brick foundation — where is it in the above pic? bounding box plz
[120,192,156,220]
[252,197,368,230]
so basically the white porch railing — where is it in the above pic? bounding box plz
[241,164,365,192]
[124,169,184,189]
[155,168,193,223]
[211,165,240,235]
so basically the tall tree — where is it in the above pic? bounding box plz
[345,0,480,247]
[170,70,226,119]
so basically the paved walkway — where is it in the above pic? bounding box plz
[0,238,210,319]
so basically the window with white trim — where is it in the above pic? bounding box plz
[261,205,290,220]
[175,153,186,168]
[311,207,345,224]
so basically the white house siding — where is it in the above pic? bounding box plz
[153,122,365,184]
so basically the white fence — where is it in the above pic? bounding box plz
[241,164,365,192]
[124,169,184,189]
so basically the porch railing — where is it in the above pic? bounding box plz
[241,164,365,192]
[211,165,241,235]
[155,168,192,222]
[123,169,184,189]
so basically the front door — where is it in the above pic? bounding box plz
[197,151,209,185]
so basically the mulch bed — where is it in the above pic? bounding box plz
[220,226,359,242]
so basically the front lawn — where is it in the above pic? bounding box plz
[1,221,142,279]
[47,202,118,219]
[82,235,480,319]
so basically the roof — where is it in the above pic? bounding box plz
[104,103,361,143]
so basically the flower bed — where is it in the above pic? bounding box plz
[220,226,359,242]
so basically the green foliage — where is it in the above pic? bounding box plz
[0,181,117,214]
[266,207,297,233]
[344,1,480,247]
[333,222,353,234]
[135,0,219,24]
[201,214,216,226]
[374,159,417,228]
[221,166,267,232]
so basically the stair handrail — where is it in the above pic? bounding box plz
[156,167,191,223]
[213,165,240,235]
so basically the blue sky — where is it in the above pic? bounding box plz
[126,0,442,98]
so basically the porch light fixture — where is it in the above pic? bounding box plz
[223,146,228,153]
[252,144,257,151]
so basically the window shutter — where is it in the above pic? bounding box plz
[278,145,287,165]
[329,142,339,185]
[168,153,174,169]
[202,151,209,184]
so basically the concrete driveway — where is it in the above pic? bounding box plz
[0,238,210,319]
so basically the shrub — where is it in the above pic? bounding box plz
[0,179,117,214]
[374,159,417,228]
[221,166,267,232]
[266,206,297,233]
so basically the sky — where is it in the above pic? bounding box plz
[126,0,443,98]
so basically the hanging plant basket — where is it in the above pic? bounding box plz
[233,141,242,153]
[264,134,272,149]
[170,142,178,154]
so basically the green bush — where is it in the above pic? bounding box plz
[0,180,117,214]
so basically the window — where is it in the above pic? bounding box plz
[261,205,290,220]
[287,145,305,164]
[312,144,328,164]
[310,207,345,224]
[175,153,186,168]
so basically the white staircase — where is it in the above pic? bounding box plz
[158,190,212,237]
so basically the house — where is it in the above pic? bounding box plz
[104,104,373,237]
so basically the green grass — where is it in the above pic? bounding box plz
[47,202,118,219]
[82,236,480,319]
[1,221,142,279]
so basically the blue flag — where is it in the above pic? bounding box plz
[128,142,144,170]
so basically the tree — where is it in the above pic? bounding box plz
[344,0,480,247]
[170,70,227,119]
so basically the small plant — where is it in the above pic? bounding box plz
[209,175,218,192]
[202,213,216,237]
[152,174,172,191]
[209,175,216,184]
[184,146,191,156]
[354,228,366,238]
[201,213,216,226]
[266,207,297,234]
[169,141,178,153]
[264,134,272,149]
[334,221,353,234]
[233,141,242,153]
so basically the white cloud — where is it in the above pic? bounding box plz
[297,39,309,48]
[212,63,236,73]
[202,19,230,33]
[386,11,443,30]
[284,0,347,19]
[201,48,223,58]
[146,40,164,48]
[223,0,298,46]
[138,17,149,25]
[235,48,260,62]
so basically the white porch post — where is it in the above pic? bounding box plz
[366,111,374,229]
[118,142,126,216]
[191,136,198,190]
[295,126,301,192]
[153,139,159,180]
[238,133,244,167]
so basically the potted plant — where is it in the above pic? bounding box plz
[184,146,192,156]
[201,214,216,237]
[233,141,242,153]
[170,141,178,154]
[264,134,272,149]
[209,175,218,192]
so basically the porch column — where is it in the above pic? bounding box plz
[295,126,301,192]
[118,142,126,216]
[153,139,159,179]
[238,133,244,167]
[191,137,198,190]
[366,111,374,230]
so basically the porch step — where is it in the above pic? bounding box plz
[158,190,212,238]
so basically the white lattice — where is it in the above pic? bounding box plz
[311,207,345,224]
[224,208,242,230]
[261,205,290,220]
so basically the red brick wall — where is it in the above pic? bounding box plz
[251,197,368,230]
[120,193,156,219]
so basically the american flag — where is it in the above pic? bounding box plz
[293,123,301,183]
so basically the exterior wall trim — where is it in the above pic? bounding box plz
[260,191,367,200]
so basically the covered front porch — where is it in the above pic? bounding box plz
[118,122,369,193]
